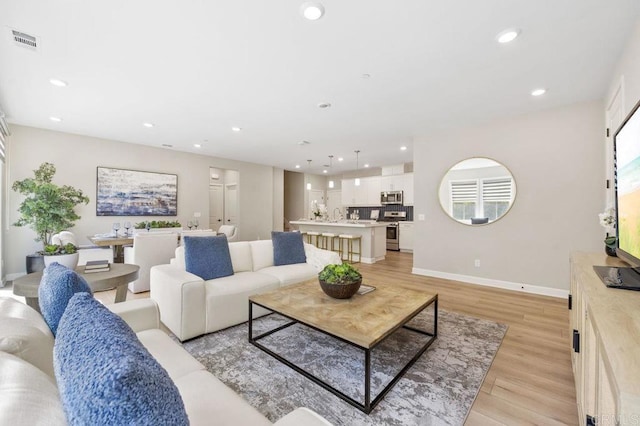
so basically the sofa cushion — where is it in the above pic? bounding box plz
[250,240,274,271]
[272,231,307,266]
[173,370,271,426]
[0,297,55,378]
[0,352,66,426]
[228,241,253,272]
[54,293,188,425]
[38,262,92,336]
[136,329,205,381]
[259,263,318,287]
[184,235,234,280]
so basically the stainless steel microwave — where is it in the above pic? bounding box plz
[381,191,403,205]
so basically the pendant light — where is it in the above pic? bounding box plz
[328,155,334,188]
[354,150,361,186]
[306,159,312,190]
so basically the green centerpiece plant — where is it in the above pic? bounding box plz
[318,263,363,299]
[134,220,182,229]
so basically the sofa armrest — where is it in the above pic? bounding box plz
[273,408,333,426]
[107,299,160,333]
[150,264,206,341]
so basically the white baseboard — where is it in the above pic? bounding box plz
[412,267,568,299]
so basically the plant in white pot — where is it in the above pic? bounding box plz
[12,162,89,271]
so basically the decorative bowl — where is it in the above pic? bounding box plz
[319,278,362,299]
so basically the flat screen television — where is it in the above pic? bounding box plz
[594,97,640,290]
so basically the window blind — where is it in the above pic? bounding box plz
[482,178,512,202]
[451,180,478,202]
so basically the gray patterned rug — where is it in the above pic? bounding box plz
[182,309,506,426]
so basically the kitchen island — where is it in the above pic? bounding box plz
[290,220,387,264]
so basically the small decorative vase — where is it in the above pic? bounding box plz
[43,253,80,270]
[319,278,362,299]
[605,245,617,257]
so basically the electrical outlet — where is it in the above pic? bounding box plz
[193,212,201,218]
[418,214,425,221]
[474,259,480,267]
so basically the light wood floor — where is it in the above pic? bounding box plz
[92,251,578,425]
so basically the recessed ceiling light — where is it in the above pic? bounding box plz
[194,143,201,148]
[232,126,242,132]
[317,102,331,109]
[323,169,328,174]
[400,146,407,151]
[338,157,344,162]
[364,164,370,168]
[49,78,67,87]
[295,164,301,169]
[496,29,520,44]
[143,122,154,128]
[49,116,62,122]
[300,2,325,20]
[531,88,546,97]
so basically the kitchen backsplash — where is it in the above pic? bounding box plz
[346,205,413,221]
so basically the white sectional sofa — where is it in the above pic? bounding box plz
[0,296,332,426]
[151,240,341,341]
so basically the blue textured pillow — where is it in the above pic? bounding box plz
[54,293,188,425]
[272,231,307,266]
[38,262,92,336]
[184,235,234,280]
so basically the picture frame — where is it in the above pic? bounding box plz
[96,167,178,216]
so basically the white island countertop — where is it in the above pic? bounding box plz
[289,220,387,228]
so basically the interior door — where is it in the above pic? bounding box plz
[309,189,324,217]
[209,184,224,229]
[224,183,238,225]
[326,190,342,219]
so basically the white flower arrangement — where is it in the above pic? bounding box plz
[598,207,616,232]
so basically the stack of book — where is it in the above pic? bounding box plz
[84,259,110,273]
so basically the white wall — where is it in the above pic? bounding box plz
[608,19,640,115]
[5,125,281,277]
[413,100,604,293]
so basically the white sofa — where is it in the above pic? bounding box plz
[151,240,341,341]
[0,297,332,426]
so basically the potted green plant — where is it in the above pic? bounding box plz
[318,263,363,299]
[12,162,89,271]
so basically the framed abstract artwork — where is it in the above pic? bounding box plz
[96,167,178,216]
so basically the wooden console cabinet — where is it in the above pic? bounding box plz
[570,252,640,425]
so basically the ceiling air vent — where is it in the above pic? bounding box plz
[12,30,37,50]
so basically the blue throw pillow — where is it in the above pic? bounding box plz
[272,231,307,266]
[54,293,188,425]
[184,235,234,280]
[38,262,92,336]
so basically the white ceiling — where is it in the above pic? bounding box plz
[1,0,639,175]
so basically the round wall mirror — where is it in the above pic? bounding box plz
[438,157,516,225]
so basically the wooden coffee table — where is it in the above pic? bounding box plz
[249,279,438,414]
[12,264,139,313]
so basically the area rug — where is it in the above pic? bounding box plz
[182,309,507,426]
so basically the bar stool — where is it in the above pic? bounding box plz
[338,234,361,263]
[320,232,340,253]
[305,231,321,247]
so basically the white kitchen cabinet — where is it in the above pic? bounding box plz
[380,175,403,191]
[343,177,381,206]
[341,179,356,206]
[403,173,414,205]
[399,222,414,251]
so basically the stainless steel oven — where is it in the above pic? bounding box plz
[386,223,399,251]
[379,211,406,251]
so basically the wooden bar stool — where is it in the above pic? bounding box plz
[320,232,340,253]
[305,231,321,247]
[338,234,361,263]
